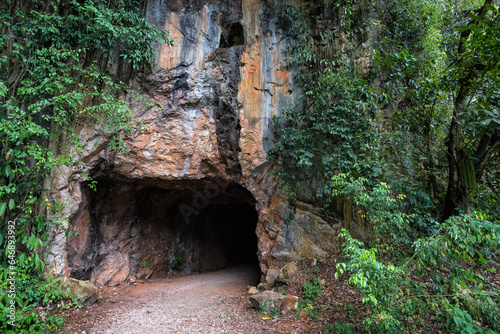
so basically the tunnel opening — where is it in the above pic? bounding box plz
[66,177,260,286]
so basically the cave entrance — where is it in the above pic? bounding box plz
[66,177,260,286]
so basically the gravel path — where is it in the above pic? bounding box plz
[77,265,282,334]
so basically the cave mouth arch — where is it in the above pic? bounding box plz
[66,176,260,286]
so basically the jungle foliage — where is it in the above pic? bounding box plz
[270,0,500,331]
[0,0,172,332]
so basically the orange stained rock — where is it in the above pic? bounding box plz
[239,31,263,125]
[159,13,183,69]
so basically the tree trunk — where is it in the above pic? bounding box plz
[442,104,468,221]
[442,0,493,221]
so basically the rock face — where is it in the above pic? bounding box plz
[46,0,367,285]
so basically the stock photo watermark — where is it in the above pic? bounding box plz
[6,219,17,327]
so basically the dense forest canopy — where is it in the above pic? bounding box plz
[271,0,500,222]
[269,0,500,331]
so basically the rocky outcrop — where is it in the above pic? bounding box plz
[61,277,101,306]
[249,291,299,316]
[46,0,367,285]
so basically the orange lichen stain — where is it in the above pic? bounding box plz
[297,236,316,259]
[164,155,176,164]
[133,133,153,150]
[158,13,183,69]
[238,33,263,126]
[276,68,289,87]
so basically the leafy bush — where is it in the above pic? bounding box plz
[323,321,354,334]
[258,299,281,318]
[0,0,172,331]
[297,275,323,320]
[333,174,500,332]
[269,62,379,209]
[0,273,82,333]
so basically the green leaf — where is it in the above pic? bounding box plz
[0,202,6,217]
[8,198,15,210]
[15,295,24,308]
[5,165,12,178]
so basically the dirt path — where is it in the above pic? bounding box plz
[62,265,305,334]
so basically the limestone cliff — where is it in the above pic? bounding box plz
[47,0,362,285]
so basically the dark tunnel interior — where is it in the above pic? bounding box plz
[66,177,260,285]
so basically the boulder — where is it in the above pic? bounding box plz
[249,291,298,316]
[62,277,101,306]
[278,262,298,283]
[247,286,259,294]
[280,294,299,315]
[265,268,280,286]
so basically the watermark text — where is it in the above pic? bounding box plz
[6,220,17,327]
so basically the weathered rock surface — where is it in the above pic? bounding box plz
[280,294,300,315]
[264,268,280,286]
[278,262,298,283]
[62,277,101,306]
[249,291,298,315]
[247,286,259,294]
[46,0,369,285]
